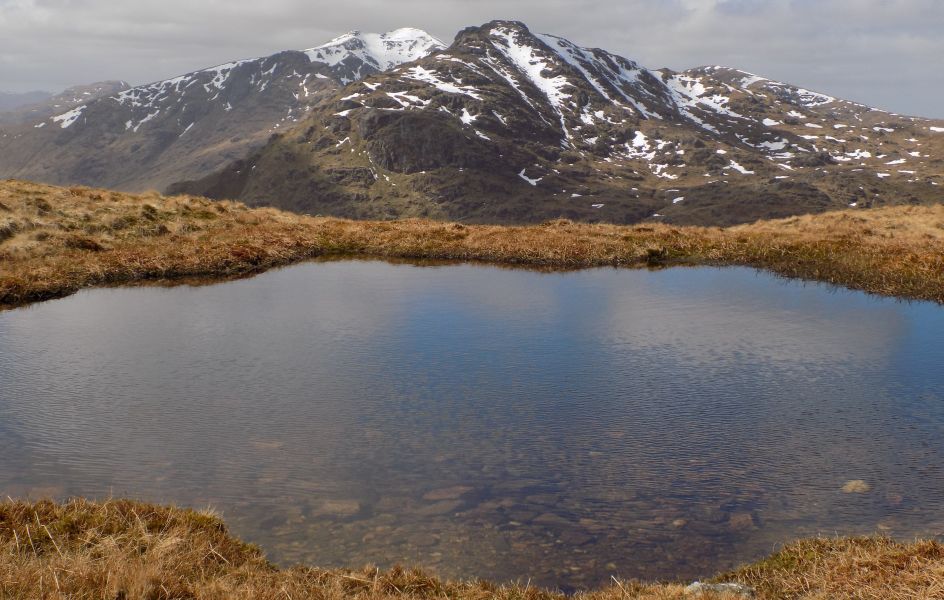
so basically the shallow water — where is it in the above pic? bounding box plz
[2,261,943,589]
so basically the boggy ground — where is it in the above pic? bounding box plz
[1,178,943,309]
[2,498,944,599]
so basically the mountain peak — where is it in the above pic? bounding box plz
[305,28,446,82]
[482,19,532,33]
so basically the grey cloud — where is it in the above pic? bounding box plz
[1,0,941,117]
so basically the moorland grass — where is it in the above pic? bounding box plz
[2,178,943,309]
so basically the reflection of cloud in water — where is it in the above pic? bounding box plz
[0,261,433,500]
[0,260,572,505]
[597,267,905,367]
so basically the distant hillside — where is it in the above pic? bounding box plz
[0,29,445,192]
[0,82,129,125]
[0,90,52,112]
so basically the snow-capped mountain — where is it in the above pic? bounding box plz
[172,20,944,225]
[305,28,446,83]
[0,29,444,191]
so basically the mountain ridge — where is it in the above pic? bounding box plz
[169,20,944,225]
[0,29,444,192]
[0,81,129,125]
[3,20,942,226]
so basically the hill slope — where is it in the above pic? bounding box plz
[172,21,944,226]
[0,81,130,125]
[0,29,445,192]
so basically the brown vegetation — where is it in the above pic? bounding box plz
[2,179,943,310]
[3,498,944,599]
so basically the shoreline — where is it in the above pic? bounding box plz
[2,179,944,310]
[1,497,941,599]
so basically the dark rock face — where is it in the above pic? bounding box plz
[360,111,495,173]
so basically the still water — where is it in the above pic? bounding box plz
[2,260,943,589]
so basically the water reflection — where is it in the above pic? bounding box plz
[1,262,943,589]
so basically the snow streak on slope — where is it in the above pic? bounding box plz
[489,25,575,145]
[535,33,660,120]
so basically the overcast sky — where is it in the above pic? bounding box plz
[1,0,942,117]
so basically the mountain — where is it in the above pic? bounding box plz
[305,28,450,84]
[0,29,445,192]
[171,21,944,225]
[0,82,131,126]
[0,91,52,113]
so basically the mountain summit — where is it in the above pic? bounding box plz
[305,28,446,83]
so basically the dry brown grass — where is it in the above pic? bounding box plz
[3,498,944,599]
[0,498,734,600]
[719,537,944,599]
[2,178,944,309]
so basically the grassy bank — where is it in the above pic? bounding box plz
[2,498,943,599]
[2,178,944,309]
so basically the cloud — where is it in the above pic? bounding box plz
[0,0,941,117]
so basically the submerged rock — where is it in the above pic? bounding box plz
[309,499,362,517]
[422,485,473,501]
[416,500,463,516]
[727,512,758,531]
[842,480,871,494]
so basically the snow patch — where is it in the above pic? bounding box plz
[403,66,483,99]
[52,105,86,129]
[519,169,543,186]
[726,160,754,175]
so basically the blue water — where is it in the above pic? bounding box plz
[1,260,942,589]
